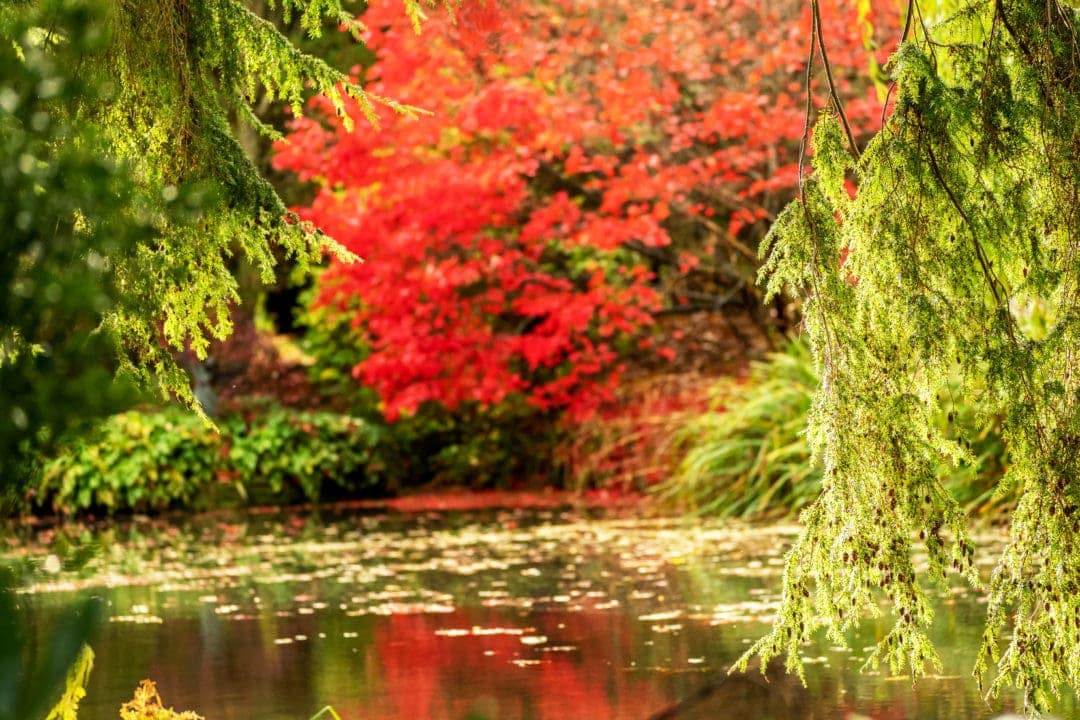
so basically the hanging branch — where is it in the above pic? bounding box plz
[811,0,860,157]
[881,0,918,129]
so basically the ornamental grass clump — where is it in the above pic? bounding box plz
[660,340,820,518]
[661,338,1004,519]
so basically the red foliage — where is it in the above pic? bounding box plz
[274,0,899,421]
[361,611,674,720]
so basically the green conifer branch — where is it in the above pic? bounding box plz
[2,0,444,409]
[745,1,1080,712]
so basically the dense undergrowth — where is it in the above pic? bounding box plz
[30,336,1014,520]
[18,313,573,519]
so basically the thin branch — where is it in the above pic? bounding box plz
[796,6,839,364]
[913,0,936,68]
[811,0,860,158]
[994,0,1055,110]
[685,212,759,262]
[923,138,1004,306]
[881,0,918,129]
[923,130,1049,456]
[797,10,818,195]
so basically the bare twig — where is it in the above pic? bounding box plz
[881,0,919,129]
[811,0,860,158]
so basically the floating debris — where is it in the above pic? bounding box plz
[800,656,829,665]
[650,623,683,634]
[435,628,471,637]
[707,599,778,625]
[472,626,529,636]
[110,614,163,624]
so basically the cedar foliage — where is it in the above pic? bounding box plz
[744,0,1080,712]
[0,0,432,413]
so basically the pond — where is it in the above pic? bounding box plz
[2,503,1067,719]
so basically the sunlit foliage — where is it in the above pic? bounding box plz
[743,0,1080,712]
[119,680,203,720]
[0,0,444,481]
[43,647,93,720]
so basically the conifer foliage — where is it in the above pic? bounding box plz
[0,0,432,415]
[746,0,1080,711]
[276,0,898,421]
[75,0,411,405]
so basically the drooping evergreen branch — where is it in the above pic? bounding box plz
[880,0,917,128]
[743,0,1080,713]
[810,0,860,158]
[0,0,443,411]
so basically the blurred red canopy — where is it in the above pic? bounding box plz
[275,0,899,420]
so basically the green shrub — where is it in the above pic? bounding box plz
[36,405,380,515]
[222,404,381,503]
[36,409,215,513]
[658,339,1007,518]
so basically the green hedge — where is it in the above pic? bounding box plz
[37,405,381,515]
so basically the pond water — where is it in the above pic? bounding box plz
[3,504,1071,720]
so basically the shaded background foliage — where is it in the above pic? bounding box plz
[0,0,151,493]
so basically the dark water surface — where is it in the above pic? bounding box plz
[3,505,1069,719]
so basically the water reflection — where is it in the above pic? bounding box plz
[3,507,1071,719]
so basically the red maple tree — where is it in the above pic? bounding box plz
[274,0,899,421]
